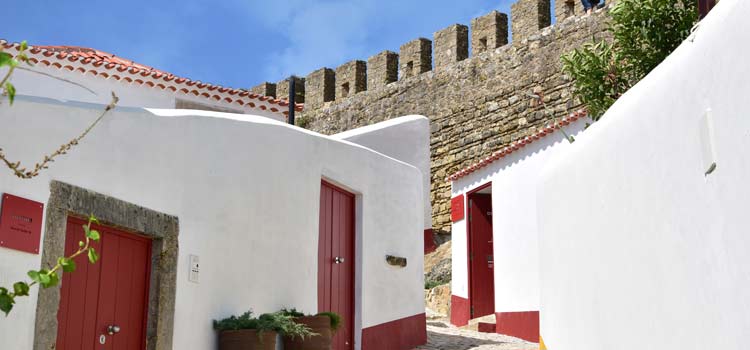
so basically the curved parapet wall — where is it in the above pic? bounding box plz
[0,96,426,350]
[537,1,750,349]
[333,115,433,251]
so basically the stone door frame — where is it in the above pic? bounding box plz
[33,181,179,350]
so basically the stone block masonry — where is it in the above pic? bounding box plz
[471,11,509,56]
[249,0,612,235]
[434,24,469,70]
[250,82,276,98]
[276,76,305,103]
[305,68,335,109]
[368,51,398,90]
[400,38,432,79]
[555,0,583,22]
[336,60,367,100]
[511,0,552,41]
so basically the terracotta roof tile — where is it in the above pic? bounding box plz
[0,41,304,116]
[447,110,588,182]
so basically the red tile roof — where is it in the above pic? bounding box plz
[1,40,303,116]
[447,109,588,182]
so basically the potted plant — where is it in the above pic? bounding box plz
[214,310,316,350]
[281,308,341,350]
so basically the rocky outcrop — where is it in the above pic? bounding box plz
[425,284,451,318]
[424,241,452,318]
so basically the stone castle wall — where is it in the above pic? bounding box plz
[250,0,612,235]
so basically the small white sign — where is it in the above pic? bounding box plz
[189,254,200,283]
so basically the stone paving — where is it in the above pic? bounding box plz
[414,320,539,350]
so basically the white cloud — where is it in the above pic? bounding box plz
[261,1,376,79]
[234,0,516,82]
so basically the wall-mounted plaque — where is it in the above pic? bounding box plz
[451,194,465,222]
[0,193,44,254]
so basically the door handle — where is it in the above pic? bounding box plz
[107,325,121,335]
[334,256,345,264]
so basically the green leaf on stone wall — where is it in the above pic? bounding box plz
[59,257,76,273]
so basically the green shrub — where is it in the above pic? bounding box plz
[213,310,259,331]
[258,312,317,340]
[562,0,698,120]
[425,278,450,290]
[213,309,316,340]
[295,116,310,129]
[279,307,305,318]
[316,311,342,333]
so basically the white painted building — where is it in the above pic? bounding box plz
[333,118,433,253]
[1,41,298,121]
[537,0,750,349]
[0,52,428,349]
[447,110,589,342]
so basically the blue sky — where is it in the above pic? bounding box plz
[4,0,531,90]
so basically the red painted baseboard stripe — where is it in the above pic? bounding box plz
[495,311,539,343]
[361,313,426,350]
[424,229,437,254]
[450,295,470,326]
[477,322,496,333]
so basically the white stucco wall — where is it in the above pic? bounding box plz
[537,1,750,349]
[450,119,587,312]
[333,115,432,230]
[0,96,424,350]
[8,62,285,121]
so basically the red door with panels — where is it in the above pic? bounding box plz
[318,181,355,350]
[468,193,495,319]
[56,216,152,350]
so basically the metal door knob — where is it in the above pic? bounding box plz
[107,325,121,335]
[334,256,345,264]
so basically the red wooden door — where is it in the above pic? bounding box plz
[318,181,355,350]
[469,193,494,319]
[698,0,716,18]
[56,216,152,350]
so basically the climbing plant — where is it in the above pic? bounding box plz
[0,215,100,315]
[0,42,118,316]
[561,0,698,120]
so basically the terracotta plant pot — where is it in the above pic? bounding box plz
[219,329,277,350]
[283,315,333,350]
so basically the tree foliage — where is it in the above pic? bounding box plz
[562,0,698,120]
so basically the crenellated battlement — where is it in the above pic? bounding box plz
[256,0,613,235]
[254,0,603,109]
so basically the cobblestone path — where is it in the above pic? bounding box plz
[414,320,539,350]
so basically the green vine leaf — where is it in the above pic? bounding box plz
[86,229,100,241]
[0,52,13,67]
[88,247,99,264]
[46,273,59,288]
[58,257,76,273]
[0,292,14,316]
[5,83,16,105]
[37,270,51,287]
[27,270,41,284]
[12,282,29,297]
